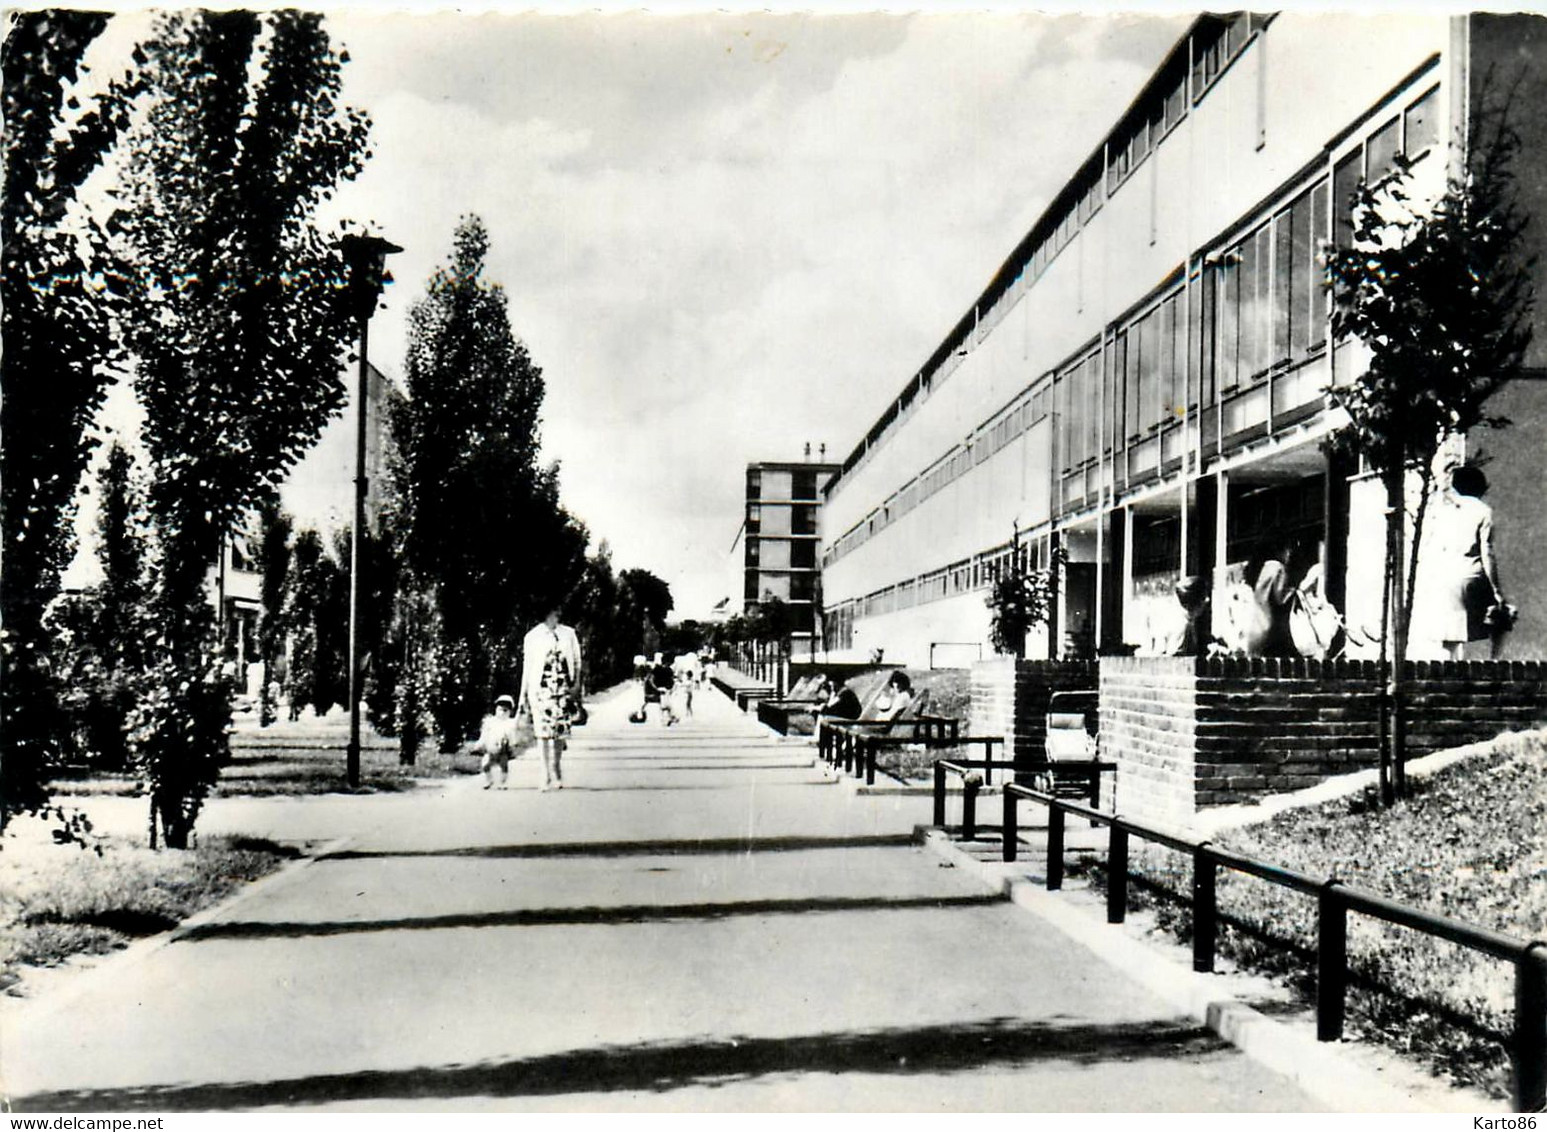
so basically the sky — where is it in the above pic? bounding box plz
[76,5,1194,618]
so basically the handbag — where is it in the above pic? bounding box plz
[1289,590,1342,658]
[1485,601,1519,633]
[570,702,589,727]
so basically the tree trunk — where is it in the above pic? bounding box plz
[1384,467,1409,802]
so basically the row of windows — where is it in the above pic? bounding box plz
[823,539,1048,644]
[745,537,817,569]
[823,387,1051,568]
[832,14,1272,491]
[743,569,816,602]
[746,467,822,503]
[825,74,1439,579]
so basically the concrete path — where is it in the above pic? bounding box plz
[2,687,1320,1112]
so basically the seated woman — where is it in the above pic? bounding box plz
[813,674,863,750]
[874,670,914,724]
[817,674,862,720]
[1241,540,1300,658]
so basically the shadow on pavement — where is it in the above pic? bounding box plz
[175,893,1003,941]
[12,1015,1231,1111]
[319,834,918,861]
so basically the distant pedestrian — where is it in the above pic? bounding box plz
[651,653,677,725]
[520,606,583,790]
[1430,463,1509,659]
[474,694,522,790]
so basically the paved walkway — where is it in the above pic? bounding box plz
[3,688,1319,1112]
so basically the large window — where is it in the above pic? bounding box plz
[1333,83,1444,248]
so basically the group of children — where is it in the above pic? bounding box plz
[630,651,707,726]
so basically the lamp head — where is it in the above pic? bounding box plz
[341,233,403,318]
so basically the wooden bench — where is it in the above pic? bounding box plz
[756,697,824,735]
[823,716,1004,786]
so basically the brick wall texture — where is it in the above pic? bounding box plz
[1099,656,1547,823]
[970,657,1100,764]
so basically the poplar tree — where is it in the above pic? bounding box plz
[115,10,369,846]
[390,216,586,747]
[1,11,138,828]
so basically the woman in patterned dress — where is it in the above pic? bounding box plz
[519,606,583,790]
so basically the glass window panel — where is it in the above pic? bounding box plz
[1290,191,1313,357]
[1125,327,1142,439]
[1254,226,1274,375]
[1086,356,1100,457]
[1273,209,1293,363]
[1333,150,1362,248]
[1310,180,1329,349]
[1104,340,1120,453]
[1368,116,1400,182]
[1405,86,1440,154]
[1159,296,1178,419]
[1139,310,1159,431]
[1225,14,1244,56]
[1198,268,1216,406]
[1237,235,1259,379]
[1219,256,1239,390]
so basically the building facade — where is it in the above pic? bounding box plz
[821,12,1547,668]
[736,457,842,645]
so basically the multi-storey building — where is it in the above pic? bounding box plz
[736,456,842,646]
[821,12,1547,667]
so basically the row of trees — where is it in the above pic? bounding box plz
[1,15,674,847]
[3,10,371,846]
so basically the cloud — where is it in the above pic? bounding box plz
[319,10,1189,617]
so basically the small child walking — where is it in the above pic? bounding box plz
[475,694,523,789]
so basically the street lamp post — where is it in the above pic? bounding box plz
[340,233,403,789]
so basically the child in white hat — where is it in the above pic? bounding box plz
[475,694,522,789]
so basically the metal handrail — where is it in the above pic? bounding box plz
[934,758,1017,840]
[992,779,1547,1113]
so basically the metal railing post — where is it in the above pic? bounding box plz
[1107,824,1129,924]
[1003,788,1019,863]
[1318,881,1348,1042]
[933,763,947,827]
[1047,804,1065,890]
[865,738,876,786]
[962,778,978,842]
[1193,844,1217,973]
[1513,942,1547,1113]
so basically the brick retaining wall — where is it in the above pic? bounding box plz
[1101,656,1547,823]
[970,657,1100,764]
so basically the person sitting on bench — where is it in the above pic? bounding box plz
[874,670,914,725]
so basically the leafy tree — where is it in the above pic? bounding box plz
[986,538,1065,656]
[389,216,586,747]
[567,539,622,691]
[282,529,347,719]
[1,11,139,829]
[114,10,369,846]
[254,499,292,727]
[44,444,152,774]
[1324,99,1534,802]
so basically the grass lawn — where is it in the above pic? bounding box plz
[1094,728,1547,1100]
[0,832,299,996]
[49,737,478,800]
